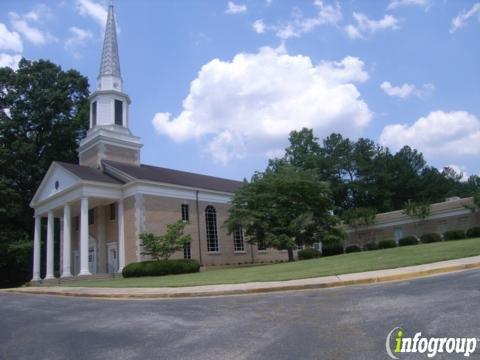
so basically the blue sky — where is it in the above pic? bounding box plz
[0,0,479,181]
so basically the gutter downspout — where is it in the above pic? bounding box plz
[196,190,203,266]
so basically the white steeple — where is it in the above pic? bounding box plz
[78,3,142,169]
[98,4,123,92]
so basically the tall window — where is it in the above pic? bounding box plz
[114,99,123,126]
[233,225,245,252]
[258,239,267,251]
[205,205,219,252]
[92,101,97,127]
[75,216,79,231]
[181,204,189,222]
[88,209,94,225]
[109,203,116,221]
[183,242,191,259]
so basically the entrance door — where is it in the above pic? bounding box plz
[88,245,96,274]
[107,243,118,273]
[73,251,79,275]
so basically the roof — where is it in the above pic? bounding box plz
[103,160,244,193]
[56,161,123,185]
[99,5,121,78]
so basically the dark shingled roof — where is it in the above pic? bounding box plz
[103,160,244,193]
[56,161,123,185]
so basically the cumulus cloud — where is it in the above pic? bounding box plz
[65,27,93,59]
[345,12,400,39]
[380,110,480,158]
[445,164,469,182]
[252,19,266,34]
[75,0,108,28]
[225,1,247,14]
[9,5,57,46]
[387,0,430,10]
[450,2,480,33]
[0,23,23,53]
[152,47,372,164]
[0,53,22,70]
[380,81,434,99]
[274,1,342,39]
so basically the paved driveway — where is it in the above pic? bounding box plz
[1,269,479,360]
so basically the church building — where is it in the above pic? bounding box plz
[30,4,287,281]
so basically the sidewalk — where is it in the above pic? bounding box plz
[3,256,480,299]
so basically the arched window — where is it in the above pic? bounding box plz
[233,225,245,252]
[205,205,219,252]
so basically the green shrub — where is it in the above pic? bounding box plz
[378,239,397,249]
[466,227,480,238]
[443,230,466,241]
[322,244,344,256]
[364,242,378,251]
[345,245,361,253]
[122,259,200,278]
[420,233,442,243]
[297,247,321,260]
[398,236,419,247]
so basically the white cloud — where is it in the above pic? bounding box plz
[450,2,480,33]
[0,23,23,52]
[252,19,266,34]
[75,0,108,28]
[345,12,400,39]
[9,7,57,46]
[225,1,247,14]
[387,0,430,10]
[152,47,372,164]
[0,53,21,70]
[65,27,93,58]
[380,110,480,158]
[273,1,342,39]
[380,81,434,99]
[445,164,469,182]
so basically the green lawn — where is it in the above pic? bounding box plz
[61,237,480,288]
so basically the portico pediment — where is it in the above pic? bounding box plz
[31,162,81,206]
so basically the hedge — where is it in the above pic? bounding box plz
[398,236,419,247]
[298,248,321,260]
[364,242,378,251]
[443,230,466,241]
[322,244,344,256]
[420,233,442,243]
[345,245,362,253]
[122,259,200,278]
[378,239,397,249]
[466,227,480,238]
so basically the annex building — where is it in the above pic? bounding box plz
[30,5,287,281]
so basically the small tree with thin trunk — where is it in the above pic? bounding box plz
[403,201,431,235]
[140,220,191,260]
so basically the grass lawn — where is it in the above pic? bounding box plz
[61,237,480,288]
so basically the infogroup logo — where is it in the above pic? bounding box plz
[386,327,478,359]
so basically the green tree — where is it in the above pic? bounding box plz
[403,201,431,235]
[226,165,337,261]
[0,58,89,287]
[341,207,376,242]
[140,220,192,260]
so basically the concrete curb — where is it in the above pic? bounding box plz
[3,256,480,300]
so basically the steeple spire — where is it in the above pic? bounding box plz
[98,4,122,90]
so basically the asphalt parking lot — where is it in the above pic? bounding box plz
[1,269,479,360]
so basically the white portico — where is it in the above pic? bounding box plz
[30,4,131,280]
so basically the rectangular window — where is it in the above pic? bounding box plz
[114,99,123,126]
[91,101,97,127]
[109,203,116,221]
[183,242,191,259]
[88,209,94,225]
[75,216,79,231]
[233,225,245,252]
[181,204,189,221]
[258,239,267,251]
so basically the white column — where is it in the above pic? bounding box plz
[32,216,41,281]
[45,211,54,280]
[61,204,72,277]
[79,197,91,276]
[118,199,125,273]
